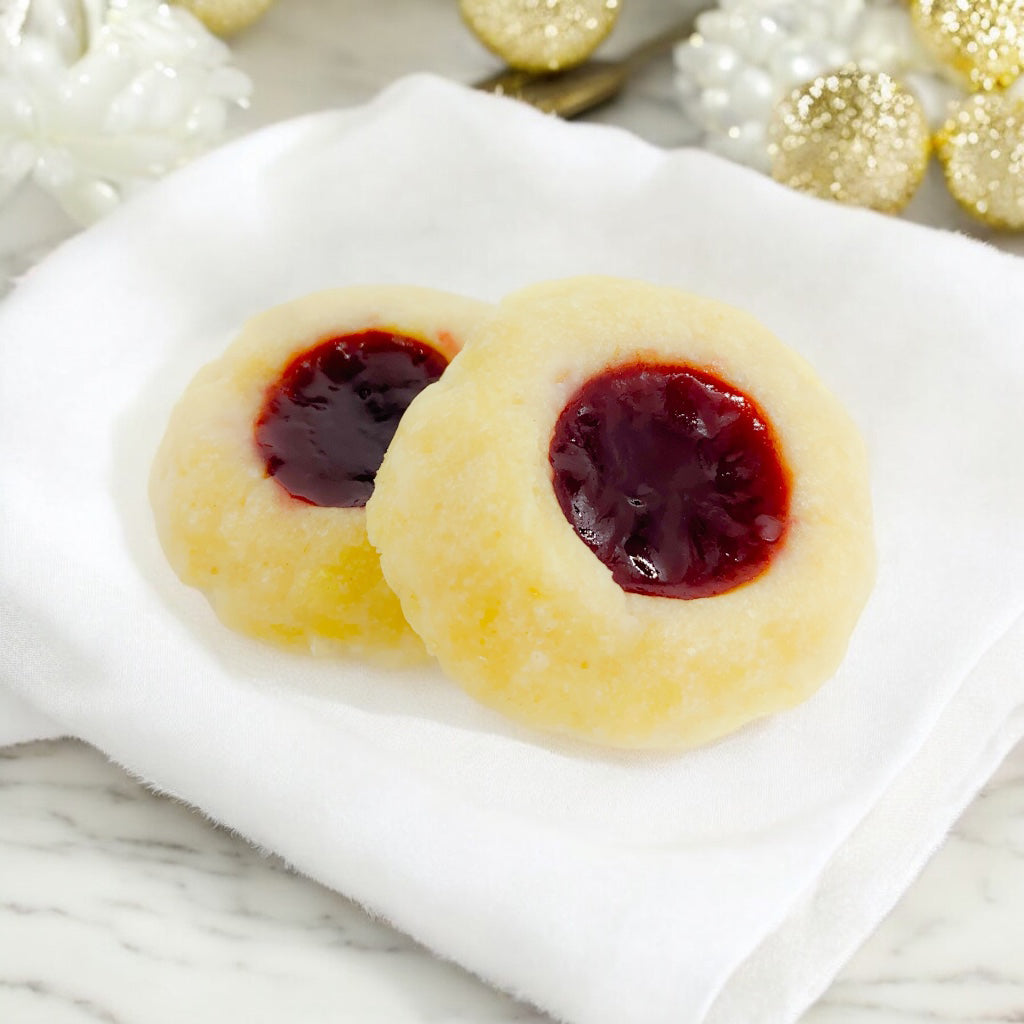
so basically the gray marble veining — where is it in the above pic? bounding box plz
[2,738,1023,1023]
[0,740,549,1023]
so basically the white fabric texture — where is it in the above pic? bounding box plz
[2,74,1023,1024]
[0,689,63,746]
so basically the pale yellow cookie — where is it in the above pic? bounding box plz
[150,285,492,664]
[366,277,875,747]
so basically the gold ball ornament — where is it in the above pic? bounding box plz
[174,0,275,35]
[767,65,932,214]
[909,0,1024,92]
[936,91,1024,227]
[459,0,621,73]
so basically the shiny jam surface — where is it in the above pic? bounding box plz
[549,362,791,599]
[255,330,448,508]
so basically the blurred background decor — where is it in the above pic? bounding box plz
[673,0,1024,226]
[0,0,251,224]
[459,0,622,72]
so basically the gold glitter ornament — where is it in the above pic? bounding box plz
[767,65,931,214]
[936,91,1024,227]
[909,0,1024,92]
[173,0,275,36]
[459,0,621,73]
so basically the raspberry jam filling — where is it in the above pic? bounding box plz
[255,330,448,508]
[549,362,791,599]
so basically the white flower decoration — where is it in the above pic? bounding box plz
[673,0,926,171]
[0,0,251,223]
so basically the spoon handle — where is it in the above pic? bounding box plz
[473,11,704,119]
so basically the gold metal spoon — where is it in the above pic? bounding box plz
[473,14,702,119]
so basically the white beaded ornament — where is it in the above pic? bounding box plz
[0,0,251,224]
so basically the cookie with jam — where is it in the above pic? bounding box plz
[366,277,875,747]
[150,285,492,663]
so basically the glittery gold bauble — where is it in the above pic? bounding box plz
[767,65,931,214]
[460,0,621,73]
[909,0,1024,91]
[936,91,1024,227]
[174,0,274,35]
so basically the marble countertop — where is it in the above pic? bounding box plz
[2,1,1023,1021]
[1,737,1022,1024]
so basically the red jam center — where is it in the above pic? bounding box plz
[255,330,448,508]
[549,362,790,599]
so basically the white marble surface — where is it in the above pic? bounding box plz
[2,0,1023,1021]
[1,737,1022,1023]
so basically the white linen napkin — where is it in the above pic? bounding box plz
[0,690,62,746]
[2,74,1022,1024]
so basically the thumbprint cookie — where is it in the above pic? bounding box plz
[150,285,492,663]
[366,277,874,746]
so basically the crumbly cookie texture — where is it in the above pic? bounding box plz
[150,284,492,665]
[366,276,875,748]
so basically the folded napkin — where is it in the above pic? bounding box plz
[0,690,61,746]
[2,74,1023,1024]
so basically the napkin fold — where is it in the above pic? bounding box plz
[0,689,62,746]
[2,74,1023,1024]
